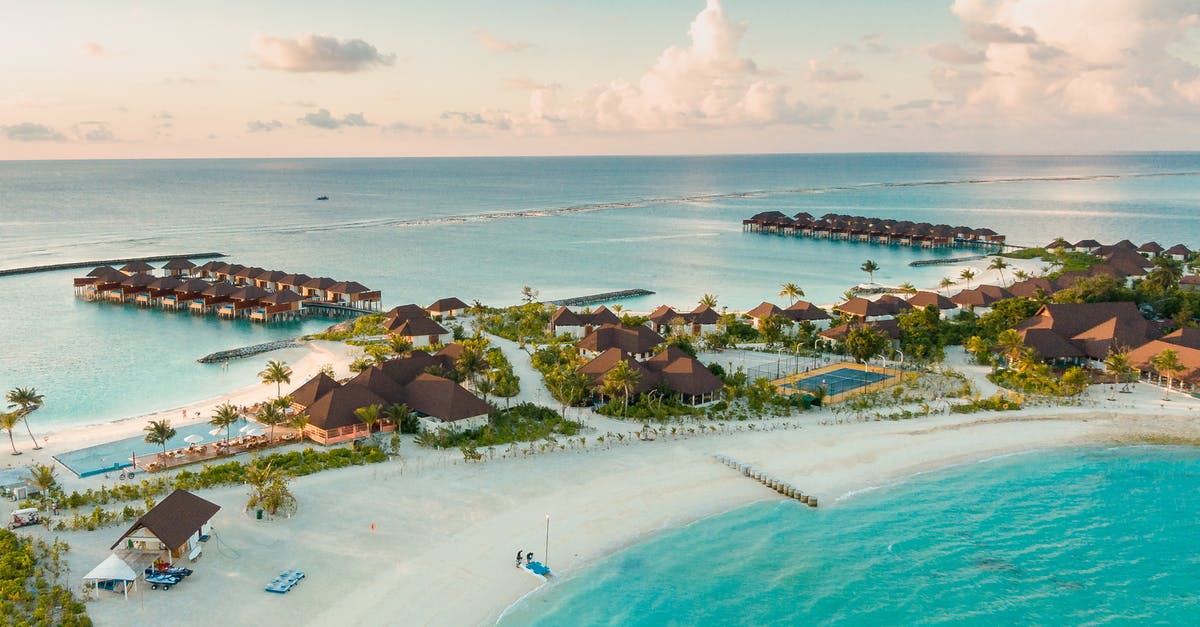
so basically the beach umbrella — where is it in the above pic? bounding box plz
[208,427,224,437]
[239,424,255,434]
[245,427,266,437]
[183,434,204,444]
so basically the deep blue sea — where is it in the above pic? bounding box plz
[2,154,1200,428]
[500,446,1200,626]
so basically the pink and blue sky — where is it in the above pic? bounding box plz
[3,0,1198,158]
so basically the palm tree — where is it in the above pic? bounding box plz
[996,329,1025,368]
[898,282,917,295]
[387,335,413,356]
[1013,269,1031,281]
[959,268,976,289]
[699,293,718,308]
[383,403,414,434]
[861,259,880,284]
[354,404,382,440]
[938,277,955,295]
[1150,349,1185,397]
[455,347,489,391]
[210,403,240,444]
[143,419,177,455]
[28,464,57,511]
[779,283,804,305]
[475,376,496,404]
[964,335,993,366]
[289,412,310,442]
[1104,350,1135,392]
[988,257,1010,286]
[1,412,22,455]
[6,387,44,450]
[245,462,296,517]
[602,359,641,417]
[258,360,293,399]
[256,403,286,442]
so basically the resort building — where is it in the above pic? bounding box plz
[577,324,664,360]
[817,319,902,347]
[579,346,723,404]
[1073,239,1102,254]
[388,316,452,348]
[906,291,958,311]
[1127,340,1200,388]
[835,296,911,320]
[646,304,721,337]
[1182,276,1200,292]
[1007,278,1057,299]
[110,489,218,564]
[1138,241,1164,257]
[1012,302,1161,364]
[427,297,469,318]
[744,212,1004,250]
[1164,244,1192,262]
[304,385,391,445]
[549,306,622,338]
[781,300,832,325]
[160,258,196,277]
[745,302,785,329]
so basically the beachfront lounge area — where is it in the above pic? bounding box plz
[72,257,382,321]
[137,432,299,473]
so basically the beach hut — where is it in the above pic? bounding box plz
[781,300,832,324]
[906,291,957,310]
[426,297,469,318]
[82,554,138,599]
[647,305,683,335]
[834,297,895,320]
[1138,241,1163,257]
[687,303,722,336]
[119,260,155,276]
[579,349,659,396]
[388,317,451,348]
[251,288,305,322]
[110,489,219,564]
[577,324,664,360]
[1164,244,1192,262]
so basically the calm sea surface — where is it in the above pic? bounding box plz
[2,154,1199,428]
[500,446,1200,626]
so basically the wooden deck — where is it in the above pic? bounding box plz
[135,434,303,472]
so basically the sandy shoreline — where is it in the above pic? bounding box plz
[16,389,1197,627]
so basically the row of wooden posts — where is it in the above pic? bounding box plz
[714,454,817,507]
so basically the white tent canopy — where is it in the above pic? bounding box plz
[83,553,137,599]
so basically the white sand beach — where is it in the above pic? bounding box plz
[10,350,1198,626]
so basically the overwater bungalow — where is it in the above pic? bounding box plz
[218,285,271,318]
[232,266,265,286]
[252,269,287,291]
[163,278,212,310]
[193,260,222,279]
[160,258,195,277]
[276,273,312,294]
[250,289,306,322]
[73,267,124,298]
[744,212,1001,250]
[119,260,155,276]
[191,282,237,314]
[327,281,382,310]
[212,263,245,283]
[140,276,183,307]
[114,272,156,303]
[301,276,337,300]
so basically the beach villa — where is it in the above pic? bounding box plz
[646,304,721,337]
[579,346,723,405]
[1012,302,1161,366]
[549,305,622,338]
[111,489,219,564]
[387,317,452,348]
[577,323,664,360]
[427,297,469,318]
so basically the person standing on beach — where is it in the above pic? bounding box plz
[516,550,524,567]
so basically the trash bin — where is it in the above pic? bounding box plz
[256,509,263,520]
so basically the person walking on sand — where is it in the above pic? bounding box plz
[526,551,534,565]
[516,550,524,568]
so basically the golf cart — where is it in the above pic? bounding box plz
[8,507,41,529]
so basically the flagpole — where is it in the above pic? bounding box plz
[544,514,550,566]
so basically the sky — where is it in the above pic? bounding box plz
[2,0,1199,159]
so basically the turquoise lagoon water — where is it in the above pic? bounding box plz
[501,446,1200,626]
[2,154,1200,429]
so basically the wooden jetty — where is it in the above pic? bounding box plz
[714,454,817,507]
[0,252,225,277]
[549,288,654,306]
[743,212,1005,251]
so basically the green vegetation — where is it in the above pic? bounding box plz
[0,530,91,626]
[480,303,553,345]
[414,403,578,450]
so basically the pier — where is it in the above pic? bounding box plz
[0,252,225,277]
[743,212,1005,251]
[714,454,816,507]
[549,288,654,306]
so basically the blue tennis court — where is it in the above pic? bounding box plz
[781,366,891,397]
[53,418,254,478]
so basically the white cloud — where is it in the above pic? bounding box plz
[73,121,115,142]
[1,123,65,142]
[807,59,864,84]
[926,42,986,65]
[247,119,284,133]
[942,0,1200,117]
[252,33,395,73]
[474,30,533,53]
[298,109,372,129]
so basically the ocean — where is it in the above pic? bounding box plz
[2,153,1200,429]
[499,446,1200,626]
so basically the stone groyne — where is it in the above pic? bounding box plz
[197,339,300,363]
[0,252,226,277]
[549,289,654,306]
[715,454,817,507]
[908,255,987,267]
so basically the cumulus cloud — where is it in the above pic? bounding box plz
[926,42,986,65]
[252,33,395,73]
[73,121,115,142]
[1,123,66,142]
[247,119,284,133]
[297,109,372,129]
[474,30,533,52]
[807,59,864,84]
[941,0,1200,117]
[505,76,560,91]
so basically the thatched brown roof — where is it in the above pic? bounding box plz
[231,285,270,301]
[291,373,340,408]
[689,304,721,324]
[1164,244,1191,257]
[378,351,438,385]
[1019,328,1084,359]
[782,300,831,321]
[645,347,723,396]
[551,306,582,327]
[302,276,337,291]
[119,272,156,288]
[427,297,468,313]
[401,374,491,422]
[1014,302,1160,360]
[348,367,407,406]
[648,305,682,325]
[578,324,664,355]
[390,317,450,339]
[384,304,429,323]
[835,297,896,318]
[745,302,783,320]
[86,265,119,277]
[1007,278,1056,299]
[120,260,155,273]
[261,289,304,305]
[161,258,196,270]
[1160,327,1200,350]
[277,273,312,287]
[306,385,388,431]
[1127,340,1200,385]
[906,291,957,309]
[146,276,183,290]
[174,278,212,294]
[202,282,237,297]
[110,489,219,551]
[1138,241,1163,254]
[329,280,371,294]
[579,348,658,395]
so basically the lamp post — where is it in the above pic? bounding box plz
[544,514,550,566]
